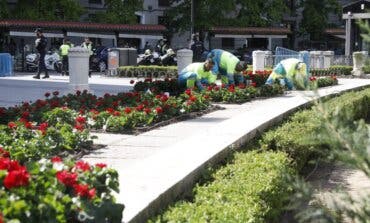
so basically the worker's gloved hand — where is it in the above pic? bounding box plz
[195,80,204,91]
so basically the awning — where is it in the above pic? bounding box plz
[67,32,116,39]
[119,33,163,39]
[9,31,64,38]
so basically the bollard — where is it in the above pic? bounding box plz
[323,51,334,69]
[352,51,366,76]
[177,49,193,75]
[68,47,90,92]
[252,50,265,73]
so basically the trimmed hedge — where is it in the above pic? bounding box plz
[311,65,352,76]
[260,87,370,171]
[117,66,177,78]
[151,151,294,223]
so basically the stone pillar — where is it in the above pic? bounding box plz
[352,51,366,77]
[264,51,273,68]
[252,50,265,73]
[310,51,322,69]
[345,14,352,56]
[323,51,334,69]
[317,51,324,69]
[68,47,90,92]
[177,49,193,75]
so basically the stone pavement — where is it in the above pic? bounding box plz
[1,74,370,222]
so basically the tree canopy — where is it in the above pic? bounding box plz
[92,0,143,24]
[299,0,340,40]
[11,0,85,21]
[165,0,288,34]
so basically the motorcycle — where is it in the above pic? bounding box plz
[137,50,162,66]
[26,51,62,73]
[137,49,177,66]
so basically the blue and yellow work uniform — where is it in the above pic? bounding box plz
[59,43,70,75]
[265,58,308,90]
[178,62,216,90]
[207,49,244,85]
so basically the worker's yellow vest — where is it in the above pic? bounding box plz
[60,44,70,56]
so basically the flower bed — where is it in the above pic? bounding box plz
[0,149,123,223]
[117,66,177,78]
[311,65,352,76]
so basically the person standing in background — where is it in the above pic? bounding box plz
[33,28,49,79]
[59,38,71,76]
[81,37,93,77]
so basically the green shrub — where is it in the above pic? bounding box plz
[152,151,294,223]
[117,66,178,78]
[328,65,352,75]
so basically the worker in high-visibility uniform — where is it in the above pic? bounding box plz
[207,49,248,85]
[178,59,216,91]
[265,58,308,90]
[81,37,93,77]
[59,38,71,76]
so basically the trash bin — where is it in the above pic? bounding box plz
[127,48,137,66]
[107,48,120,76]
[118,48,129,66]
[0,53,13,77]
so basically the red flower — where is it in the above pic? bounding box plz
[155,107,163,114]
[51,156,62,163]
[124,107,132,114]
[0,148,10,158]
[185,89,192,96]
[75,160,90,172]
[3,168,30,189]
[238,83,246,89]
[56,170,78,187]
[161,95,169,102]
[44,92,51,97]
[106,108,114,114]
[0,212,3,223]
[136,104,144,111]
[0,158,10,170]
[74,123,84,131]
[207,86,213,91]
[21,111,30,119]
[309,76,317,81]
[251,82,257,87]
[95,163,107,168]
[75,116,86,124]
[7,122,16,129]
[73,184,96,199]
[130,80,135,84]
[52,91,59,96]
[38,122,48,135]
[24,121,33,129]
[76,90,81,96]
[144,108,151,114]
[189,95,197,102]
[113,111,121,116]
[104,93,111,98]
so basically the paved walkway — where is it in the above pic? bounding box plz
[1,74,370,222]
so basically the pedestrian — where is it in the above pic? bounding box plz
[33,28,49,79]
[207,49,248,86]
[190,33,205,62]
[265,58,308,90]
[59,38,71,76]
[178,58,216,91]
[81,37,93,77]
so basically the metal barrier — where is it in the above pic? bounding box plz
[333,55,353,66]
[273,47,310,73]
[0,53,13,76]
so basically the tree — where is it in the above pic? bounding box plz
[92,0,143,24]
[165,0,287,35]
[299,0,340,41]
[0,0,9,19]
[11,0,84,21]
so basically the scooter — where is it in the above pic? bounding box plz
[26,51,62,73]
[137,50,162,66]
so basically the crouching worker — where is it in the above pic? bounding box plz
[265,58,308,90]
[207,49,248,85]
[178,59,216,91]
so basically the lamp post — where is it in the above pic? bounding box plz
[345,11,353,56]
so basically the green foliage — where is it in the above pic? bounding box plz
[258,84,285,97]
[299,0,340,40]
[0,157,123,222]
[11,0,85,21]
[118,66,178,78]
[165,0,287,34]
[0,0,9,19]
[92,0,143,24]
[260,88,370,171]
[152,151,294,223]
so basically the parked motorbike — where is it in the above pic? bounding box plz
[26,51,62,73]
[137,49,177,66]
[137,50,162,66]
